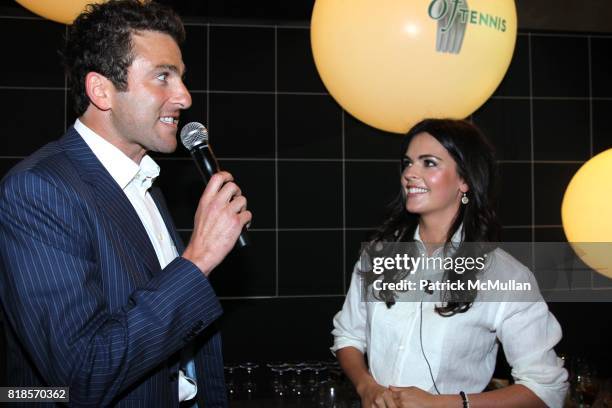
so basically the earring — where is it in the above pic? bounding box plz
[461,192,469,205]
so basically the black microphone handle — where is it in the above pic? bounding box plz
[189,144,249,248]
[189,143,219,183]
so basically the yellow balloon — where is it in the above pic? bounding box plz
[562,149,612,278]
[311,0,517,133]
[15,0,107,24]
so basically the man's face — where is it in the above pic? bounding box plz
[109,30,192,158]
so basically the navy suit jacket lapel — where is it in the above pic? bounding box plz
[60,127,161,275]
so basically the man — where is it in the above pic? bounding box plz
[0,1,250,406]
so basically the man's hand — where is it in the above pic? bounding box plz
[182,171,251,276]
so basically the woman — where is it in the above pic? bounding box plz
[332,119,567,408]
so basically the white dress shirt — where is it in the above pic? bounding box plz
[74,119,197,402]
[331,225,569,408]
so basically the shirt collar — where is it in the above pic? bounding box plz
[132,155,160,192]
[74,119,160,190]
[413,223,464,245]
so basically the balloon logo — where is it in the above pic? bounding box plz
[311,0,517,133]
[562,149,612,279]
[15,0,107,24]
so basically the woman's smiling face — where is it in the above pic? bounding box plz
[401,132,468,219]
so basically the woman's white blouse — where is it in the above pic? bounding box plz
[331,231,568,408]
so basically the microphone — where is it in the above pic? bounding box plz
[180,122,249,248]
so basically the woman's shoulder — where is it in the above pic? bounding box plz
[484,247,533,278]
[478,247,542,300]
[487,247,533,277]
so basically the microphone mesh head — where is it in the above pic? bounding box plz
[180,122,208,150]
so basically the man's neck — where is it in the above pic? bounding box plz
[79,113,146,164]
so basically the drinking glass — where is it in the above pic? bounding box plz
[239,362,259,399]
[224,365,238,400]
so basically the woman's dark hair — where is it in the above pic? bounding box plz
[365,118,500,316]
[62,0,185,116]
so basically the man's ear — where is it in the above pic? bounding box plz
[84,72,113,111]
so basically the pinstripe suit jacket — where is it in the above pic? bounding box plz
[0,127,228,407]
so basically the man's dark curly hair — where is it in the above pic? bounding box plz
[62,0,185,116]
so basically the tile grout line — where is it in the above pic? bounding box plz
[528,33,536,269]
[341,110,347,294]
[3,84,612,101]
[274,25,280,297]
[0,86,67,91]
[64,25,68,132]
[0,156,591,164]
[174,225,564,232]
[206,24,210,128]
[587,36,595,289]
[2,16,612,39]
[588,36,594,158]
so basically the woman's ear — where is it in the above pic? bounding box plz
[459,179,469,194]
[84,72,113,111]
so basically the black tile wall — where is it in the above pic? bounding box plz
[209,26,274,91]
[1,14,611,369]
[493,34,529,97]
[220,159,276,229]
[219,297,344,363]
[344,114,405,160]
[498,163,532,226]
[154,158,276,230]
[277,28,326,93]
[345,229,375,288]
[534,163,582,225]
[210,231,276,297]
[593,100,612,155]
[0,159,20,179]
[533,100,590,160]
[209,93,275,158]
[278,161,342,228]
[182,25,207,90]
[0,20,64,87]
[593,271,612,289]
[277,230,343,295]
[531,35,589,97]
[473,99,531,161]
[277,94,342,159]
[591,37,612,98]
[549,302,612,376]
[0,89,65,155]
[345,161,399,229]
[534,227,567,242]
[154,159,204,230]
[179,92,208,142]
[500,227,532,242]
